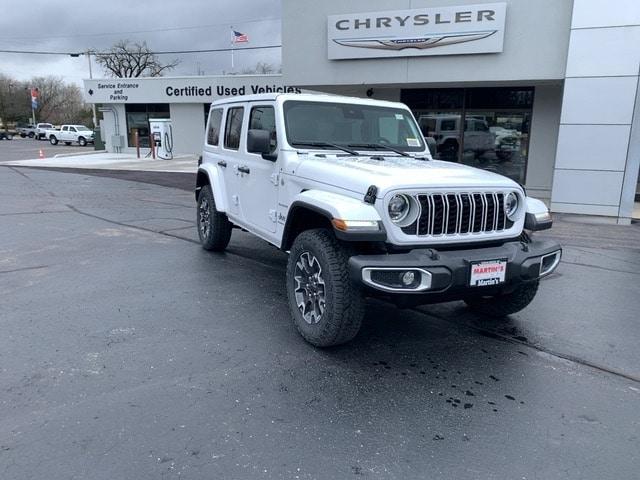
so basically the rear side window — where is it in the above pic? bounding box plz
[441,119,457,131]
[224,107,244,150]
[206,108,223,146]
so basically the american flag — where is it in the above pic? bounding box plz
[233,30,248,43]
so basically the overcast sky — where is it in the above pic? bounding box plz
[0,0,282,85]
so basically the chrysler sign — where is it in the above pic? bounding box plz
[328,3,506,60]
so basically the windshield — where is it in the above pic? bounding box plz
[40,124,52,128]
[283,100,425,152]
[75,126,91,131]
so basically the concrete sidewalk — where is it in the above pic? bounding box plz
[2,151,198,173]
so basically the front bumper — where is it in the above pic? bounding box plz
[348,239,561,303]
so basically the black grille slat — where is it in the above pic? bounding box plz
[460,194,472,233]
[417,195,431,235]
[407,192,511,237]
[486,194,496,231]
[472,194,483,233]
[446,195,458,234]
[432,195,445,235]
[496,193,505,230]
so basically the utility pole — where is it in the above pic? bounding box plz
[86,51,97,129]
[71,51,98,128]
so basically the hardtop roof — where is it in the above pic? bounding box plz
[210,93,409,109]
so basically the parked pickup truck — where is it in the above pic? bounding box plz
[46,125,94,146]
[35,123,54,140]
[195,93,561,347]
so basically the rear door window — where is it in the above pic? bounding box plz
[224,107,244,150]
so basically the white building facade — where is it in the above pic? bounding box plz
[85,0,640,223]
[281,0,640,224]
[83,75,298,155]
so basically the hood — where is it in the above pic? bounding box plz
[294,153,520,196]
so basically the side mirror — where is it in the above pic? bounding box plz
[424,136,437,157]
[247,129,276,160]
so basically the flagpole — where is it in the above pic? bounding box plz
[230,26,234,71]
[30,87,36,125]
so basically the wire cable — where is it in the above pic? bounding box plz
[0,45,282,56]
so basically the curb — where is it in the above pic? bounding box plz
[53,150,106,159]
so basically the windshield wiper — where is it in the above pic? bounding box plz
[290,141,358,156]
[347,143,411,157]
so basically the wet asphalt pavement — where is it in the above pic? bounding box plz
[0,137,94,162]
[1,166,639,479]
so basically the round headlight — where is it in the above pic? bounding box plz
[388,194,410,223]
[505,192,519,219]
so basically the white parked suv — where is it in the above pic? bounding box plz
[196,94,561,347]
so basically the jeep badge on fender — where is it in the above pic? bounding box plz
[195,93,561,347]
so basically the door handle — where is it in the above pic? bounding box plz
[217,160,227,168]
[237,165,250,174]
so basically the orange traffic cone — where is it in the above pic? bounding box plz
[39,149,44,159]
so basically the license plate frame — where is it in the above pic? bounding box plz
[469,258,508,287]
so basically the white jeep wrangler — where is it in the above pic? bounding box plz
[196,94,561,347]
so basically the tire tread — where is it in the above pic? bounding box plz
[287,229,364,347]
[197,185,232,251]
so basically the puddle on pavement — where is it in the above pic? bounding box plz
[370,348,526,417]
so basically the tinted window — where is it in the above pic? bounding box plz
[206,108,223,146]
[441,119,457,131]
[224,107,244,150]
[249,106,277,153]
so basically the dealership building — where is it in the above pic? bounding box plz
[85,0,640,224]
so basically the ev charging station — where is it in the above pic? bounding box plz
[149,119,174,160]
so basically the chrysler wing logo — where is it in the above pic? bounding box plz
[333,30,497,51]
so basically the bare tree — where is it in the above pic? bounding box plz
[0,75,90,127]
[25,76,91,125]
[95,40,180,78]
[239,62,281,75]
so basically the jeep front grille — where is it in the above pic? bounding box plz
[401,192,513,237]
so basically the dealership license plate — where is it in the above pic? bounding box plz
[469,259,507,287]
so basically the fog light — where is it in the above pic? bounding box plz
[362,268,433,292]
[401,271,415,286]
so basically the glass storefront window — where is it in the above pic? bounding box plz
[125,104,170,148]
[403,87,534,185]
[416,112,462,162]
[462,111,530,184]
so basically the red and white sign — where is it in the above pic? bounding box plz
[470,259,507,287]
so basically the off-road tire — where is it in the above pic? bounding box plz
[28,132,34,138]
[464,280,539,317]
[196,185,232,251]
[49,136,58,145]
[286,229,365,347]
[78,137,87,146]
